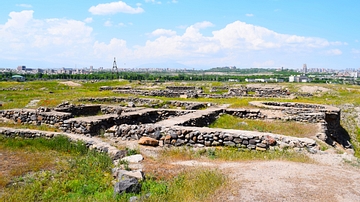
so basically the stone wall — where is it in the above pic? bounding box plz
[0,109,72,126]
[113,89,200,98]
[79,97,213,110]
[0,127,123,160]
[110,86,292,98]
[54,102,101,116]
[106,124,318,151]
[78,97,162,107]
[99,86,132,91]
[168,101,209,110]
[59,109,195,136]
[249,101,349,149]
[227,87,290,97]
[225,109,265,119]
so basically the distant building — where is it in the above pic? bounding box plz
[303,64,308,74]
[17,66,26,71]
[12,75,25,81]
[289,75,310,82]
[350,71,359,78]
[245,78,284,83]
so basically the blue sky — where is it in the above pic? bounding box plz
[1,0,360,70]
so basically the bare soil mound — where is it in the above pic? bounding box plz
[170,156,360,202]
[300,85,330,94]
[59,81,82,87]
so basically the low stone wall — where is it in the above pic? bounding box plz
[0,109,72,126]
[249,101,348,149]
[99,86,132,91]
[0,127,123,160]
[54,104,101,116]
[110,86,292,98]
[168,101,210,110]
[79,97,213,110]
[176,109,266,127]
[113,89,200,98]
[106,124,318,151]
[79,97,162,107]
[225,109,265,119]
[166,86,202,91]
[227,87,290,98]
[59,109,195,136]
[210,86,228,93]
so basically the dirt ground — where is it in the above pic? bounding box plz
[168,154,360,202]
[299,85,331,94]
[114,138,360,202]
[59,81,82,87]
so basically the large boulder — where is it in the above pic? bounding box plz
[114,178,141,195]
[138,137,159,146]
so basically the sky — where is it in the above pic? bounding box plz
[1,0,360,70]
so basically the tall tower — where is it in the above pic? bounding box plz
[112,57,118,73]
[303,64,307,74]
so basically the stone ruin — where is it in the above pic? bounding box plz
[0,97,349,153]
[1,97,351,196]
[104,85,297,98]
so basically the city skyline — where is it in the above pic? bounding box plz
[1,0,360,69]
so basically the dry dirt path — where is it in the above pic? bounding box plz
[169,154,360,202]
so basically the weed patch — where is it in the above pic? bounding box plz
[0,135,114,202]
[210,114,318,138]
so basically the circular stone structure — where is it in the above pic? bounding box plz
[249,101,340,113]
[249,101,352,150]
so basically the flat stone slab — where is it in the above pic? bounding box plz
[156,106,226,127]
[121,154,144,163]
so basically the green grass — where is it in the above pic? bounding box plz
[0,122,59,132]
[142,169,225,202]
[209,114,318,138]
[0,80,130,109]
[0,135,226,202]
[0,135,114,202]
[160,146,312,163]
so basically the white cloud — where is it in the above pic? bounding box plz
[245,13,254,17]
[104,20,112,27]
[0,11,346,68]
[150,29,176,37]
[325,49,342,55]
[171,0,178,3]
[352,49,360,54]
[0,10,93,63]
[212,21,338,50]
[16,4,32,8]
[193,21,214,29]
[89,1,144,15]
[84,17,93,23]
[145,0,162,4]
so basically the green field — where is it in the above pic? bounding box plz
[1,80,360,201]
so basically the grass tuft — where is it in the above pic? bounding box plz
[210,114,318,138]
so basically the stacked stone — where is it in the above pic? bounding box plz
[105,124,317,151]
[53,102,101,116]
[59,109,195,136]
[210,86,228,93]
[79,97,162,107]
[227,87,290,98]
[168,101,209,110]
[99,86,132,91]
[225,109,265,119]
[0,109,72,126]
[0,127,123,160]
